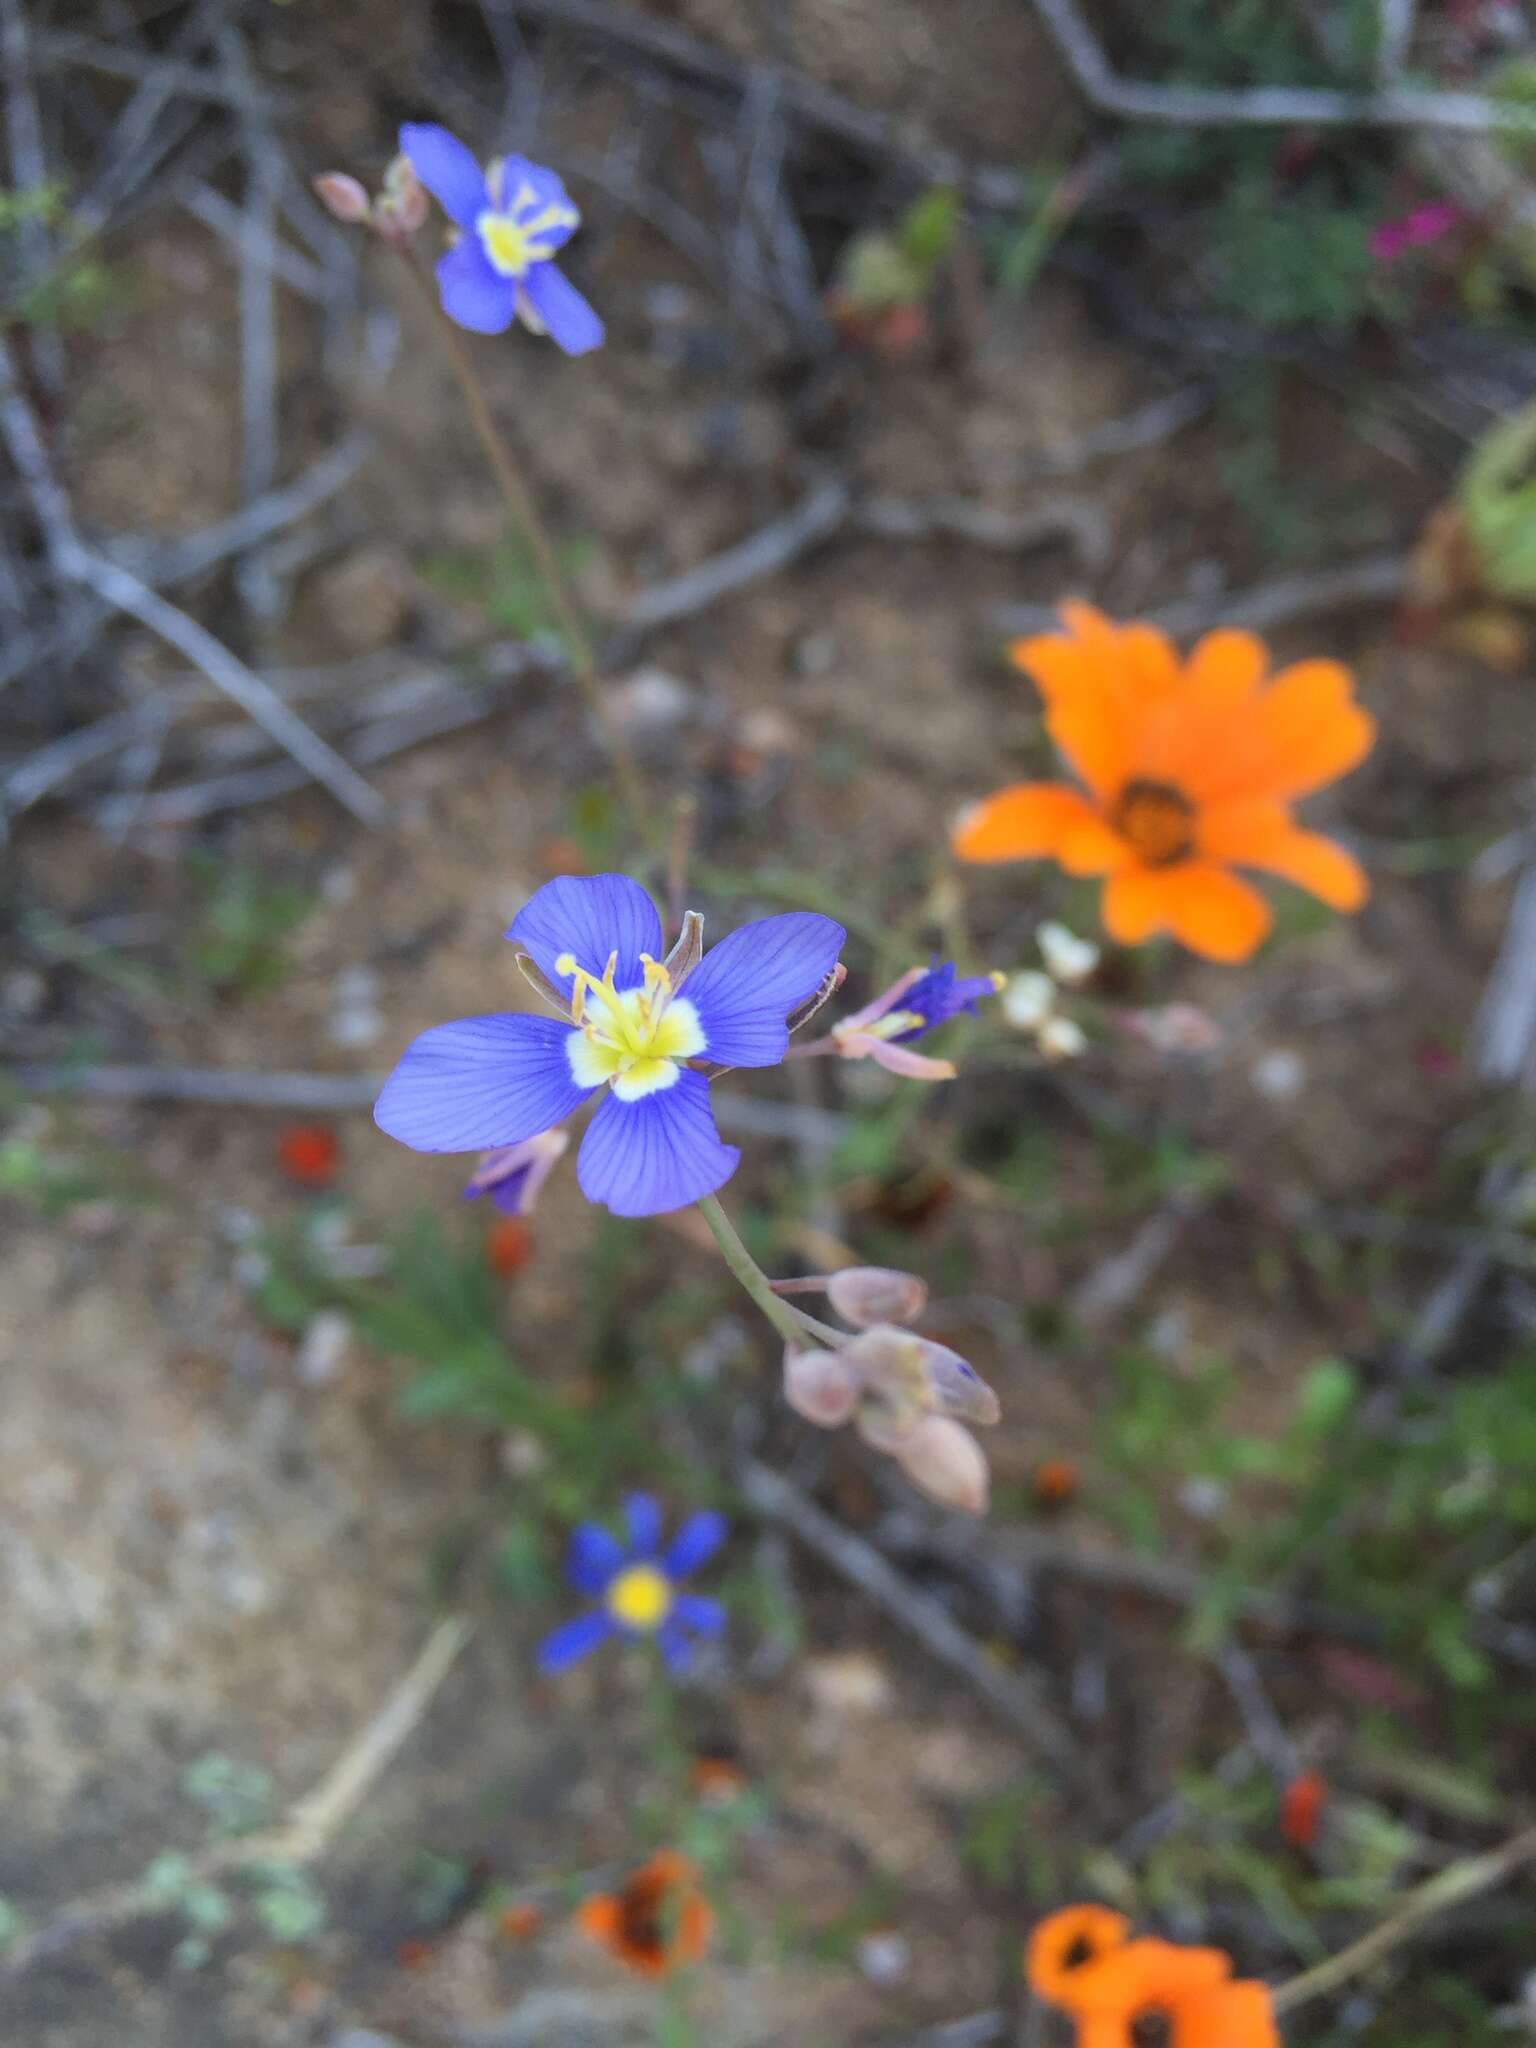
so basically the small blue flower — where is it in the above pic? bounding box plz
[374,873,845,1217]
[400,122,604,353]
[537,1494,728,1675]
[886,961,1004,1043]
[461,1128,569,1214]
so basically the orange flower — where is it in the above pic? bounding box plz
[1066,1939,1277,2048]
[484,1215,533,1277]
[276,1124,338,1186]
[953,603,1375,963]
[1280,1768,1327,1849]
[498,1900,543,1941]
[576,1851,714,1978]
[1033,1458,1079,1507]
[1024,1904,1131,2005]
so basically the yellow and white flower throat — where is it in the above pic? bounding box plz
[561,950,704,1102]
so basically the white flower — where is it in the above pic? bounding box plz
[1038,1014,1088,1061]
[1002,969,1056,1031]
[1038,921,1100,986]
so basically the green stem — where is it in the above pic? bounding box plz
[397,250,650,832]
[696,1192,843,1348]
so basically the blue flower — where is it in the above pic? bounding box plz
[374,873,845,1217]
[537,1494,728,1675]
[828,959,1001,1080]
[400,122,604,354]
[461,1128,569,1214]
[886,961,1003,1043]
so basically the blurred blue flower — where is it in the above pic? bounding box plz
[400,122,604,353]
[374,872,845,1217]
[886,961,1002,1042]
[537,1494,728,1675]
[461,1128,568,1214]
[829,959,1001,1080]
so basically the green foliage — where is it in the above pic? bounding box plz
[1210,178,1375,333]
[182,1753,275,1836]
[832,184,958,312]
[182,853,316,997]
[1459,398,1536,603]
[0,183,126,331]
[420,531,592,647]
[0,1136,117,1218]
[0,1897,24,1949]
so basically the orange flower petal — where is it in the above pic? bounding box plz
[1102,866,1178,945]
[1024,1905,1131,2004]
[1116,622,1181,698]
[1190,659,1375,804]
[1178,1980,1280,2048]
[953,784,1110,865]
[1159,863,1273,962]
[1184,628,1269,709]
[1068,1938,1233,2015]
[1200,801,1368,912]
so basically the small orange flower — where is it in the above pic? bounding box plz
[1033,1458,1079,1507]
[484,1215,533,1277]
[576,1851,714,1978]
[276,1124,338,1186]
[1064,1939,1277,2048]
[953,603,1375,963]
[689,1748,747,1803]
[498,1900,543,1941]
[1024,1904,1131,2005]
[1280,1768,1327,1849]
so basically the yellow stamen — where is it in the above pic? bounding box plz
[605,1563,673,1631]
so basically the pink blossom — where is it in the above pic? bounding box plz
[1369,201,1465,263]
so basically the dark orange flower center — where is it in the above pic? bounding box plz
[1061,1933,1096,1970]
[1112,780,1195,867]
[1130,2010,1174,2048]
[616,1874,670,1963]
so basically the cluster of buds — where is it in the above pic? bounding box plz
[999,920,1097,1060]
[776,1266,999,1515]
[314,156,429,245]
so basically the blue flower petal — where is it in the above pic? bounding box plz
[508,874,663,998]
[664,1510,726,1581]
[625,1493,663,1556]
[374,1012,592,1153]
[671,1593,727,1638]
[684,913,846,1069]
[497,157,581,253]
[893,962,997,1041]
[656,1619,695,1673]
[537,1610,615,1675]
[400,122,489,228]
[517,261,605,356]
[568,1520,627,1595]
[576,1072,740,1217]
[435,238,519,333]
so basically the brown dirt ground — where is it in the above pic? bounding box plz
[4,8,1534,2047]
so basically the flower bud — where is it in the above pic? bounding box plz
[783,1346,862,1428]
[1002,970,1055,1031]
[842,1325,1000,1428]
[313,172,371,224]
[1038,921,1100,986]
[378,154,429,236]
[1038,1014,1088,1061]
[826,1265,928,1329]
[891,1416,989,1514]
[1124,1002,1220,1055]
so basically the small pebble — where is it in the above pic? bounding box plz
[296,1310,352,1386]
[1251,1048,1306,1100]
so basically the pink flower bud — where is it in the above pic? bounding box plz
[379,154,429,236]
[826,1266,929,1329]
[891,1416,989,1514]
[313,172,371,225]
[783,1346,862,1428]
[842,1325,1000,1428]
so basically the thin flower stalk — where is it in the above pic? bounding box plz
[393,248,648,828]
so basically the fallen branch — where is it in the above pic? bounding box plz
[4,1612,473,1978]
[1029,0,1535,133]
[739,1458,1082,1775]
[992,554,1407,641]
[1272,1816,1536,2015]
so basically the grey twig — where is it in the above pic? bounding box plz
[181,181,329,300]
[33,30,290,116]
[992,553,1407,641]
[1069,1191,1207,1328]
[618,471,851,636]
[58,547,388,827]
[1030,0,1533,132]
[739,1458,1081,1773]
[1476,859,1536,1089]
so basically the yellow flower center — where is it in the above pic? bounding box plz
[858,1008,924,1044]
[1112,778,1196,867]
[475,178,580,278]
[605,1563,673,1631]
[562,951,705,1102]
